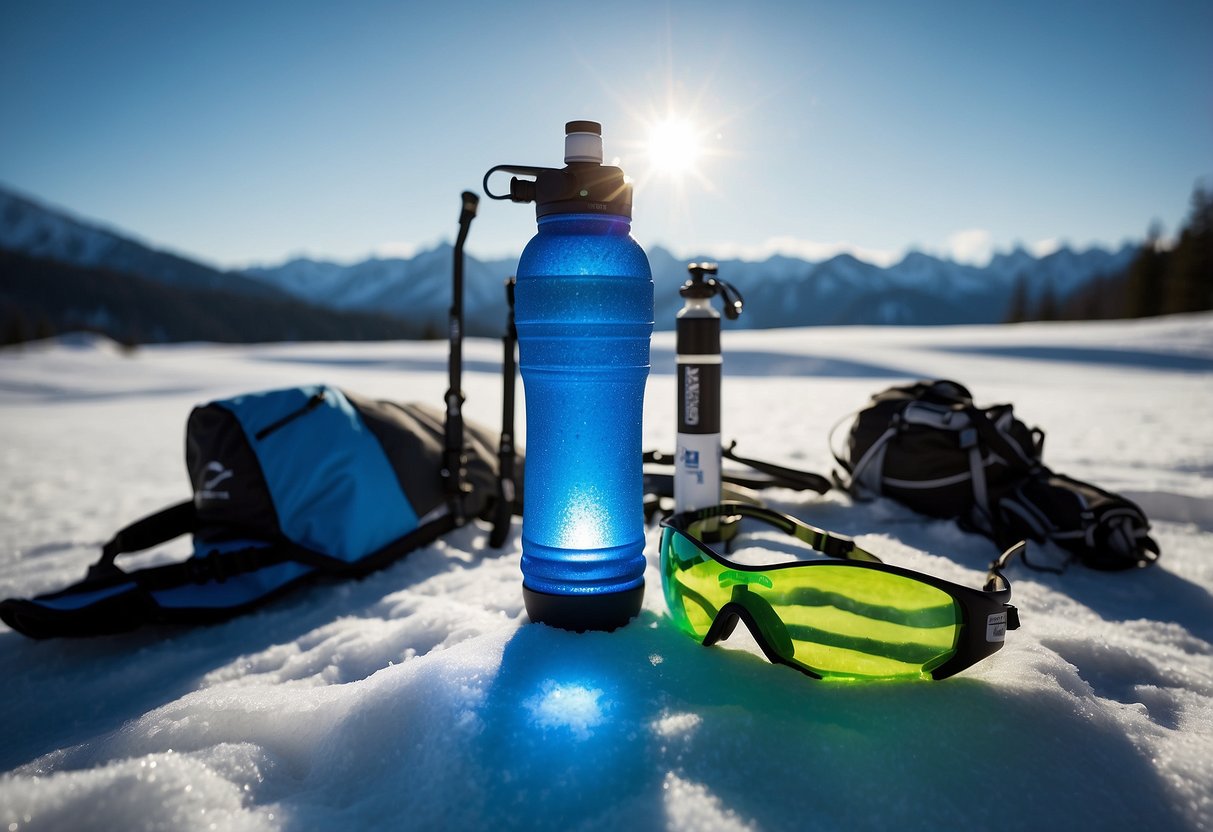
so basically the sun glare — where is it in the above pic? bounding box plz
[647,117,702,177]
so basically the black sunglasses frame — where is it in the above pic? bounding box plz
[660,503,1022,681]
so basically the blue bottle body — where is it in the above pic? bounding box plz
[515,213,653,601]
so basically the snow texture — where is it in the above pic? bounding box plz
[2,314,1212,832]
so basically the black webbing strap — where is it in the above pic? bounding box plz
[92,495,461,589]
[124,544,296,591]
[644,452,783,493]
[72,513,462,605]
[962,404,1039,473]
[722,442,832,494]
[642,446,831,516]
[0,514,462,639]
[98,500,197,570]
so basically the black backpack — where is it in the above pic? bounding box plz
[833,379,1160,572]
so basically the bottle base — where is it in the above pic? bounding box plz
[523,583,645,632]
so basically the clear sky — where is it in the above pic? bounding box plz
[2,0,1210,269]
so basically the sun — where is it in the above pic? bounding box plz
[646,116,703,178]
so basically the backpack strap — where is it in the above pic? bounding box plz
[953,402,1044,547]
[95,500,197,574]
[838,422,897,497]
[1,507,462,639]
[90,500,304,587]
[994,472,1160,571]
[645,449,829,493]
[108,513,460,593]
[721,442,831,494]
[642,445,830,524]
[961,403,1040,472]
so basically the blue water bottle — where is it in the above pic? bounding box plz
[484,120,653,631]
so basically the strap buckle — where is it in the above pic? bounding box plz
[187,550,228,584]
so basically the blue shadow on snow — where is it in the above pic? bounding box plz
[933,344,1213,373]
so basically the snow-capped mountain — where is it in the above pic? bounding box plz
[0,186,421,343]
[247,241,1135,331]
[0,186,284,299]
[3,182,1138,334]
[245,248,522,336]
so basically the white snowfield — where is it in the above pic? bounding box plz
[1,314,1211,832]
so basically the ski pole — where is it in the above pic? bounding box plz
[442,191,478,526]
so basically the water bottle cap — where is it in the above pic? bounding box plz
[554,121,629,217]
[565,120,604,164]
[483,120,632,218]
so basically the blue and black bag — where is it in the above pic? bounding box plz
[1,192,530,638]
[0,384,522,638]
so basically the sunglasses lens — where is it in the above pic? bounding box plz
[759,565,962,679]
[660,526,728,639]
[661,526,963,680]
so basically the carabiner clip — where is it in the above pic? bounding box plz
[483,165,549,203]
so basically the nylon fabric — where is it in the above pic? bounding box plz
[834,379,1159,570]
[152,562,313,609]
[219,386,418,562]
[1,382,524,638]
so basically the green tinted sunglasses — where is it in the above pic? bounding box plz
[660,503,1022,681]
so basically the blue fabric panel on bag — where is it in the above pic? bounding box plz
[192,538,273,556]
[34,583,137,611]
[217,385,418,562]
[152,561,314,609]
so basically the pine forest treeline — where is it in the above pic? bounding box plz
[1006,183,1213,323]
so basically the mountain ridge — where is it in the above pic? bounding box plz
[2,183,1139,337]
[243,240,1134,330]
[0,185,287,300]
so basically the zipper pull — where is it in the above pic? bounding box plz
[256,390,327,440]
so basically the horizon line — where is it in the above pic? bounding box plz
[0,180,1147,275]
[235,234,1143,273]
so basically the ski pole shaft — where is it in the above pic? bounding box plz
[443,191,478,524]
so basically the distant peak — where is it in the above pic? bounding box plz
[823,251,863,266]
[895,250,940,268]
[989,246,1038,267]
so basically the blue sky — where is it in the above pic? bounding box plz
[1,1,1210,269]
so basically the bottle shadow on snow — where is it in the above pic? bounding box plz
[472,609,1190,832]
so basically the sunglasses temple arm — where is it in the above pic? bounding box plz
[674,503,877,563]
[787,518,882,563]
[985,540,1025,602]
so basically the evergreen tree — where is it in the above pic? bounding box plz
[1163,185,1213,314]
[33,316,56,342]
[1004,272,1031,323]
[1036,281,1059,321]
[1063,274,1123,320]
[1124,222,1168,318]
[1,311,29,346]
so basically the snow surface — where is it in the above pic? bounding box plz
[2,315,1212,832]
